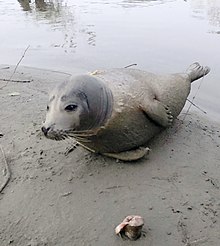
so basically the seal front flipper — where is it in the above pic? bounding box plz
[103,147,150,161]
[140,99,173,127]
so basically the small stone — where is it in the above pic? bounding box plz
[212,218,217,223]
[60,191,72,197]
[8,92,20,96]
[51,171,56,175]
[68,175,73,181]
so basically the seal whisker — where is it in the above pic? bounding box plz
[72,136,92,143]
[66,129,95,135]
[71,133,95,137]
[65,129,96,138]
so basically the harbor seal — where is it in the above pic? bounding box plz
[42,62,210,161]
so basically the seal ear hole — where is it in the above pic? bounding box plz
[65,104,78,112]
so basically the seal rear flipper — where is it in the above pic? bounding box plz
[103,147,150,161]
[187,62,210,83]
[140,99,173,127]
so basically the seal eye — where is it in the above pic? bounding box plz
[47,105,49,111]
[65,104,78,112]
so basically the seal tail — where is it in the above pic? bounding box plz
[186,62,210,83]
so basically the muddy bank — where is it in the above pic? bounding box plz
[0,65,219,246]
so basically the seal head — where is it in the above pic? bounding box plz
[42,75,113,140]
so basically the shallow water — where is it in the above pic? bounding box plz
[0,0,220,119]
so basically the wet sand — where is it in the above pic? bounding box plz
[0,65,220,246]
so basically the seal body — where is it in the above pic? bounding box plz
[42,63,210,160]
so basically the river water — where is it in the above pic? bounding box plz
[0,0,219,119]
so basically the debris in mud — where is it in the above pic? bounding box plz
[60,191,72,197]
[0,78,32,83]
[0,145,11,194]
[115,215,144,240]
[8,92,20,97]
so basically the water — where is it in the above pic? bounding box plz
[0,0,220,120]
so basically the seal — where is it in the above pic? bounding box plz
[42,62,210,161]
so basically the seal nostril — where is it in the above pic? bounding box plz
[41,126,50,136]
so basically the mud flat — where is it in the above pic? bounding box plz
[0,65,219,246]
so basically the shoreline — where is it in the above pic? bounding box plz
[0,65,219,245]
